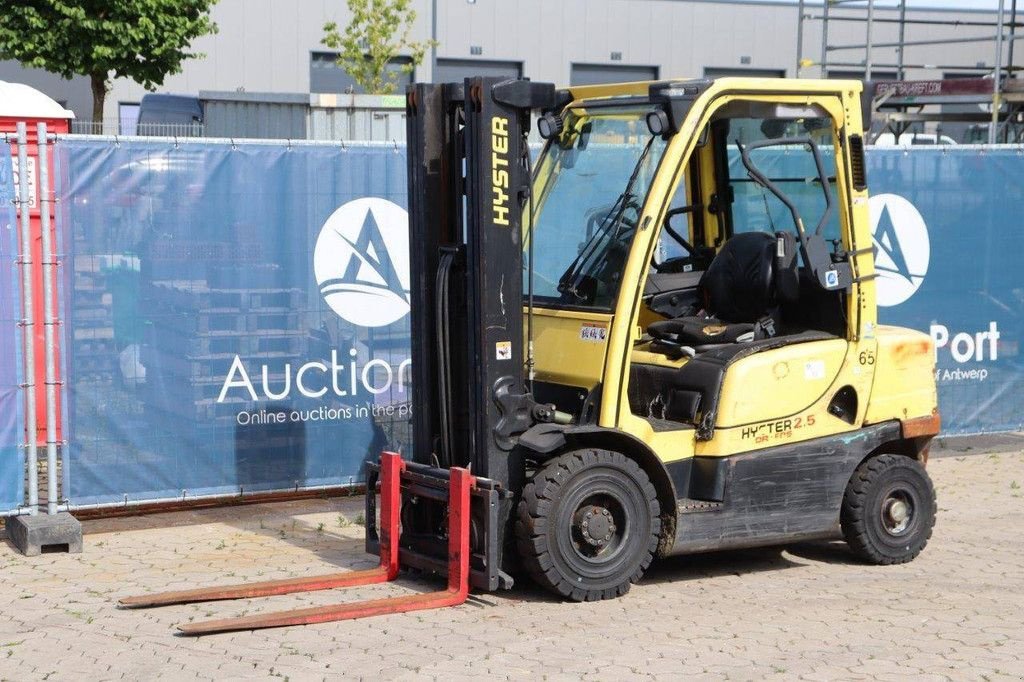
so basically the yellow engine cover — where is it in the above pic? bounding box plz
[714,339,849,428]
[864,325,938,425]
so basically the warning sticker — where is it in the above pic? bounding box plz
[579,323,608,343]
[804,360,826,380]
[495,341,512,360]
[11,156,37,210]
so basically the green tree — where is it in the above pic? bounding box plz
[0,1,218,123]
[322,0,436,95]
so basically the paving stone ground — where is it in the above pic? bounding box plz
[0,446,1022,681]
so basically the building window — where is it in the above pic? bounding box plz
[119,103,140,135]
[704,67,786,79]
[825,69,897,82]
[434,59,522,83]
[569,63,659,86]
[310,52,413,94]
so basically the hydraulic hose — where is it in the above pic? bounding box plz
[434,251,455,468]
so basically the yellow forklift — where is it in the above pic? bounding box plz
[124,76,940,631]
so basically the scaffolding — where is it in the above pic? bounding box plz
[796,0,1023,143]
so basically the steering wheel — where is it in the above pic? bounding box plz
[559,200,642,305]
[583,198,642,242]
[651,205,708,273]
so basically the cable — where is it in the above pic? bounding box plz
[524,132,536,394]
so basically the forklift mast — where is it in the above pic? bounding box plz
[405,78,555,488]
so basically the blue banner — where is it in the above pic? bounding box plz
[53,139,1024,507]
[869,147,1024,434]
[0,143,25,513]
[56,140,410,506]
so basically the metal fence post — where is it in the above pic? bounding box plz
[15,123,38,515]
[796,0,806,77]
[865,0,875,81]
[820,0,830,78]
[991,0,1007,145]
[36,123,59,515]
[896,0,907,80]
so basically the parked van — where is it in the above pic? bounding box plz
[137,94,203,136]
[873,132,958,146]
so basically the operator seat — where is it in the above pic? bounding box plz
[647,231,799,354]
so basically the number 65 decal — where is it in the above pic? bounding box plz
[858,350,875,366]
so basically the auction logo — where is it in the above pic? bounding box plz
[314,198,411,327]
[869,193,930,307]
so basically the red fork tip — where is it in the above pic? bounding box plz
[176,624,209,636]
[117,595,149,608]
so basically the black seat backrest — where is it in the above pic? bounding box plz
[697,231,801,324]
[698,232,777,323]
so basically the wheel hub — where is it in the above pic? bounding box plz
[882,493,913,535]
[575,505,616,547]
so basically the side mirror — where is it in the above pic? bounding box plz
[760,119,788,138]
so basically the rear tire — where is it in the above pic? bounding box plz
[515,449,660,602]
[841,454,937,565]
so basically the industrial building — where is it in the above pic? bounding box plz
[0,0,1016,140]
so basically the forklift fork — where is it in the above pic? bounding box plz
[118,452,474,635]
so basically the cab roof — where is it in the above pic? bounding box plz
[564,77,863,107]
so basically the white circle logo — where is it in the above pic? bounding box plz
[869,193,930,307]
[314,198,410,327]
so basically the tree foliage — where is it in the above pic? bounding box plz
[322,0,436,95]
[0,1,218,122]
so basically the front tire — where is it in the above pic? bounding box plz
[515,449,660,602]
[841,454,937,565]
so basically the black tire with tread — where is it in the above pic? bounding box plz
[841,453,937,565]
[515,449,660,602]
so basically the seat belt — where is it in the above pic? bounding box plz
[754,314,777,339]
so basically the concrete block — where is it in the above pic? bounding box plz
[6,512,83,556]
